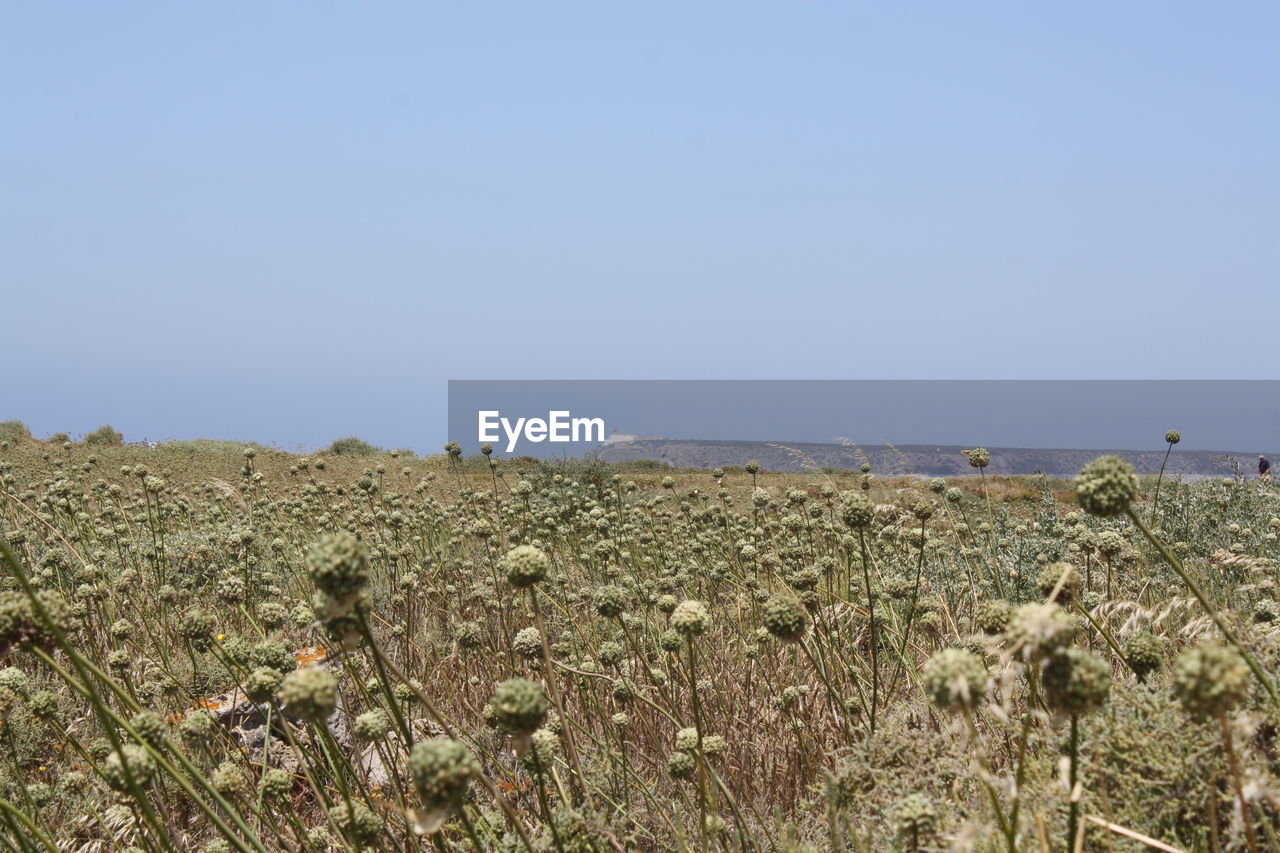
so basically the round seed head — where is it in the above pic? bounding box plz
[502,545,550,589]
[922,648,989,711]
[103,744,156,792]
[1075,456,1139,518]
[667,750,696,780]
[490,677,548,735]
[1036,562,1081,606]
[593,584,629,618]
[909,497,935,520]
[277,666,338,723]
[0,668,28,692]
[328,800,384,846]
[761,595,808,643]
[1172,642,1251,720]
[1123,631,1164,679]
[1042,647,1111,715]
[974,599,1012,635]
[674,727,699,752]
[260,768,292,799]
[1007,603,1077,661]
[512,627,543,659]
[250,639,298,675]
[244,667,283,704]
[129,710,167,748]
[409,738,480,811]
[0,590,74,656]
[671,600,710,637]
[28,690,58,720]
[840,493,874,530]
[212,761,247,796]
[178,709,216,744]
[611,678,635,704]
[307,532,370,617]
[520,728,561,773]
[353,709,391,742]
[597,641,624,667]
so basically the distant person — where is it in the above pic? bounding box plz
[1260,455,1272,481]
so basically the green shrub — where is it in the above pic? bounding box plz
[529,457,618,489]
[47,432,70,444]
[0,421,31,443]
[327,436,380,456]
[83,425,124,447]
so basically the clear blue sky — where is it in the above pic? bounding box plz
[3,3,1277,452]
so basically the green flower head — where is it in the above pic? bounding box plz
[922,648,989,711]
[409,738,480,812]
[839,492,874,530]
[671,600,710,637]
[502,545,550,589]
[277,667,338,723]
[307,532,370,617]
[490,677,548,735]
[1043,647,1110,716]
[1075,455,1139,518]
[761,595,808,643]
[1173,642,1250,721]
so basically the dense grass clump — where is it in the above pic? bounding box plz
[0,436,1278,850]
[0,421,31,445]
[327,436,381,456]
[83,424,125,446]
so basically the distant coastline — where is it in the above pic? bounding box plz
[589,438,1275,479]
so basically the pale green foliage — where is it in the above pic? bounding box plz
[0,442,1274,850]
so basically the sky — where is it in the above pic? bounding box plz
[3,3,1278,452]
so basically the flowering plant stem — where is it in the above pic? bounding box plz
[857,530,879,735]
[1066,714,1079,853]
[0,796,56,853]
[0,537,268,853]
[1150,440,1175,526]
[1218,711,1260,853]
[1125,508,1279,706]
[530,587,589,804]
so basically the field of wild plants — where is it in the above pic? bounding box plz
[3,424,1280,852]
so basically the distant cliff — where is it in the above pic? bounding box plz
[590,439,1272,479]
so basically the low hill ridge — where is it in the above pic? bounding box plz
[590,438,1274,479]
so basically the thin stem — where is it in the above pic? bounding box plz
[1151,442,1174,525]
[1126,508,1279,706]
[1067,714,1079,853]
[858,530,879,735]
[1219,712,1260,853]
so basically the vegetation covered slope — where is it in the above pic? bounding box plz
[1,435,1280,851]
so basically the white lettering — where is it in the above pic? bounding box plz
[502,417,526,453]
[478,411,500,443]
[572,417,605,442]
[481,411,607,453]
[549,411,570,441]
